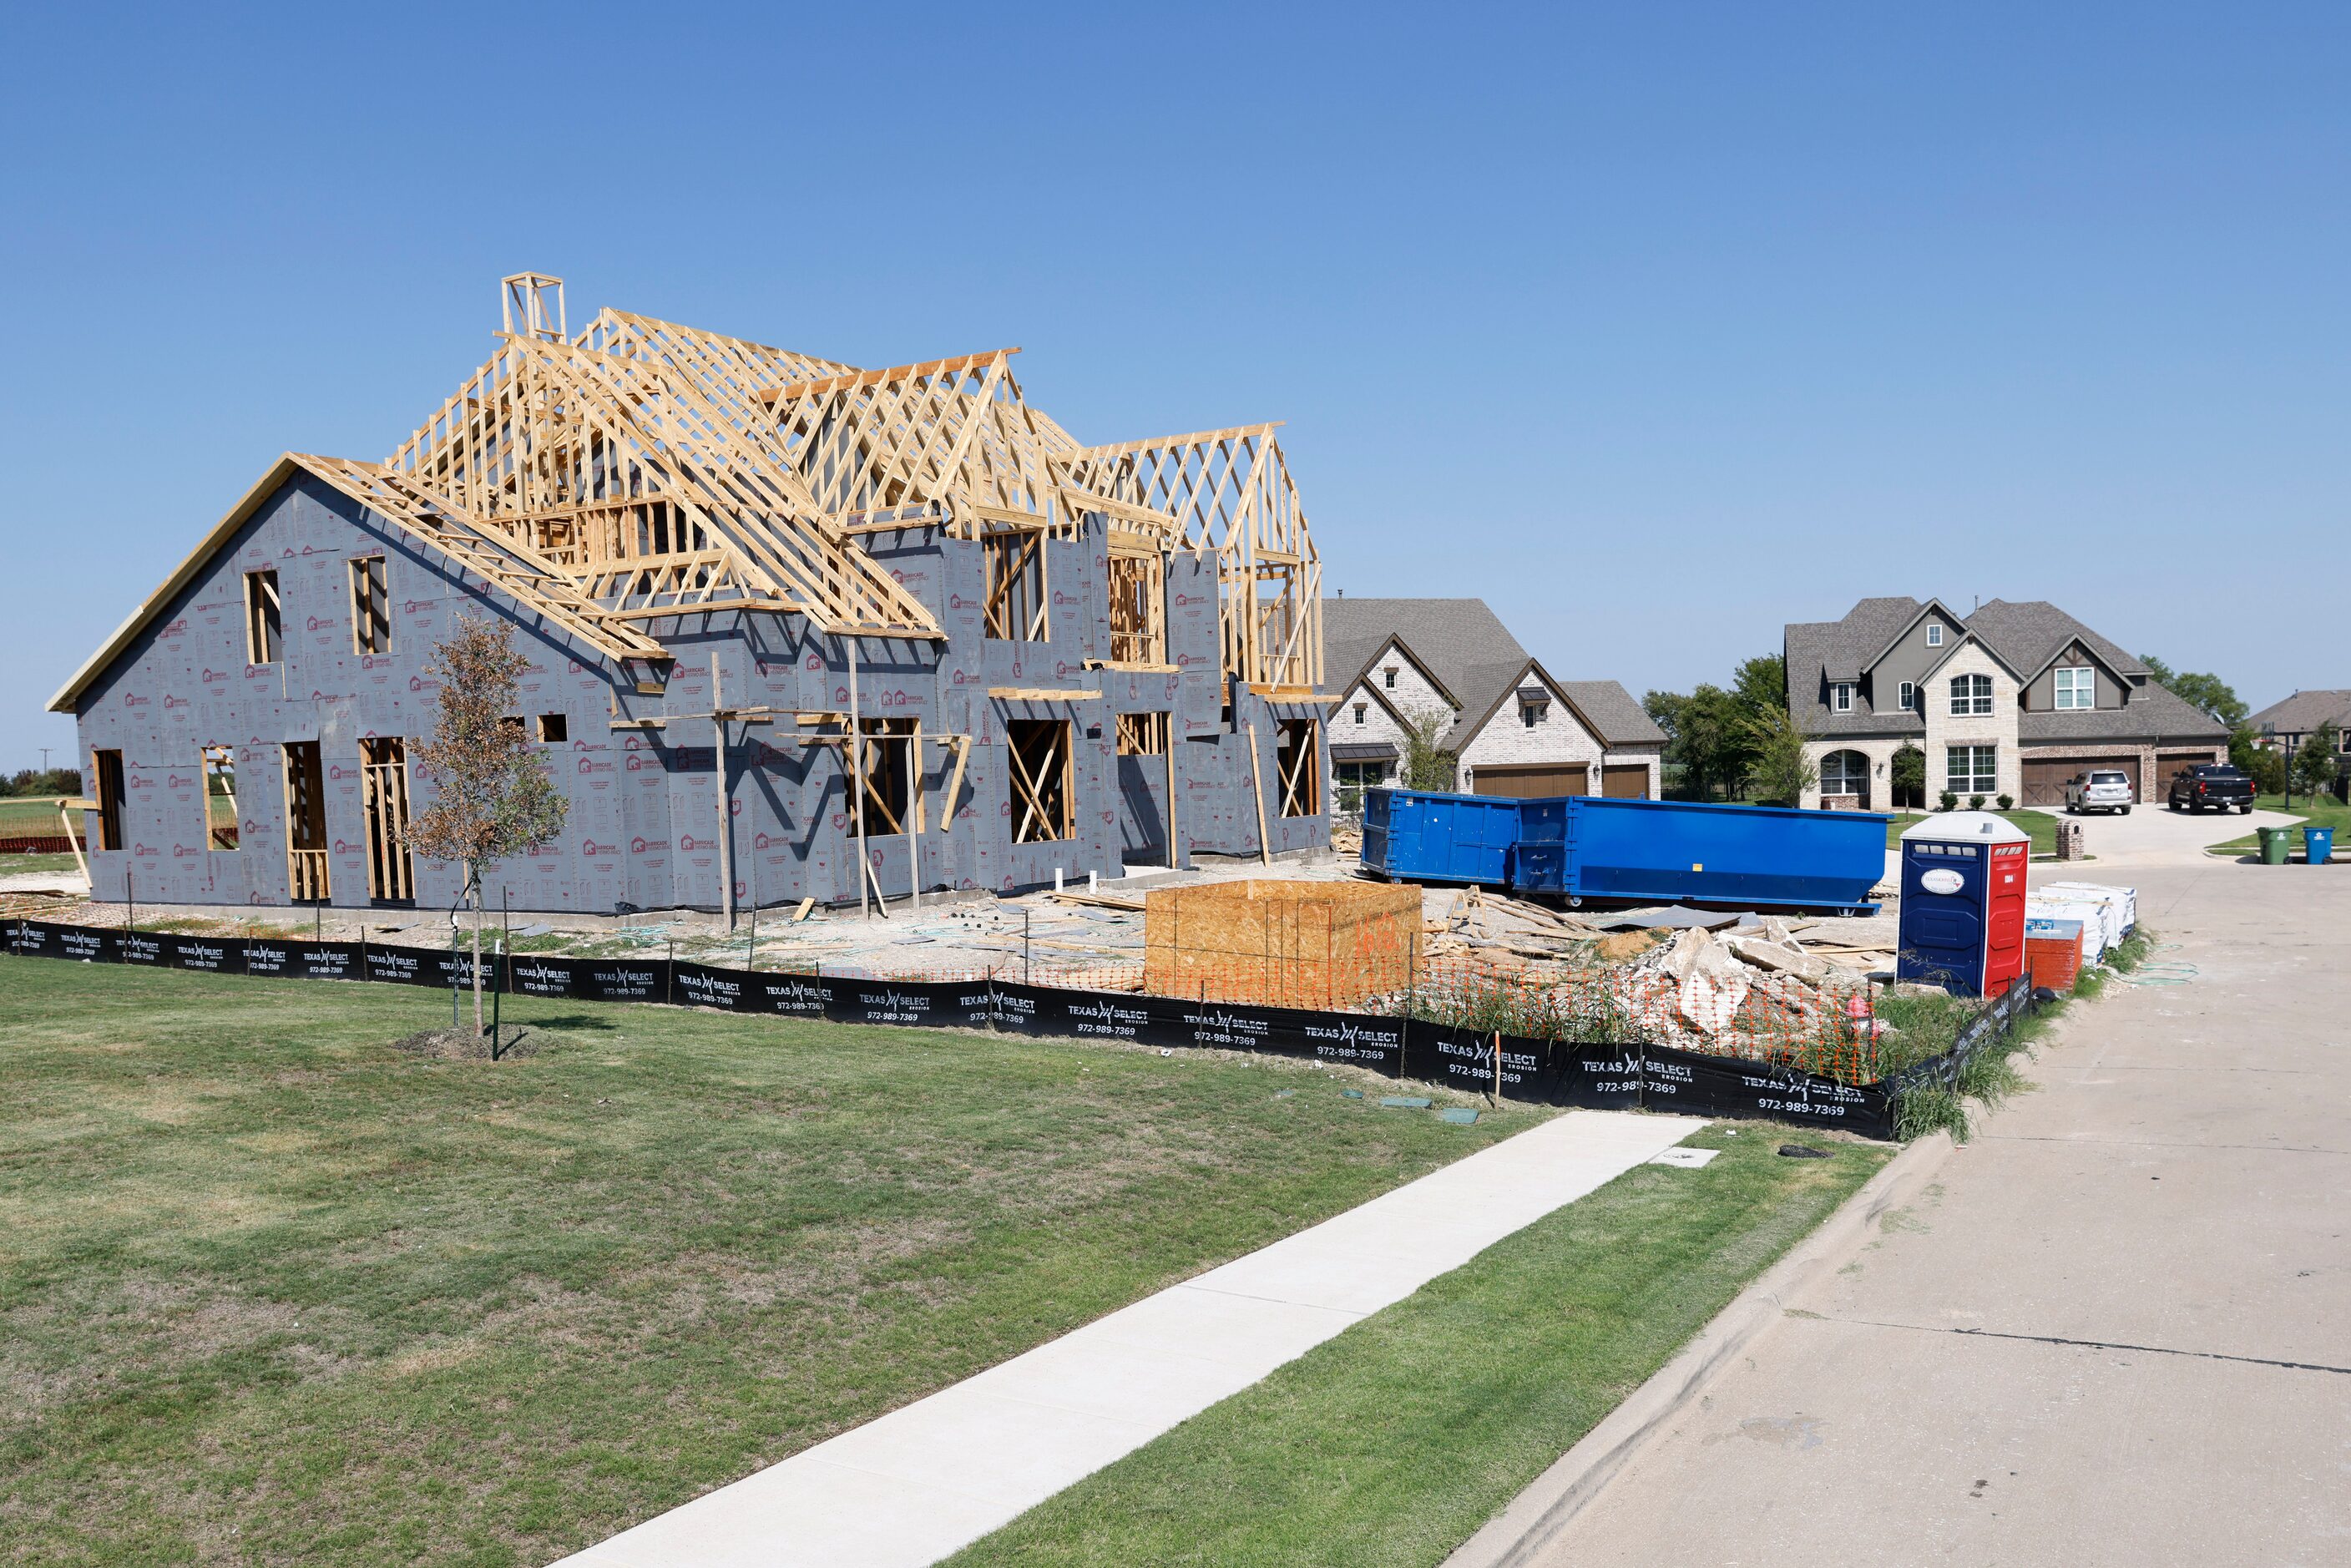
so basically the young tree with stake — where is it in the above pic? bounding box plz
[406,617,569,1037]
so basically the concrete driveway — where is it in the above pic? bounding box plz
[2050,797,2303,867]
[1502,856,2350,1567]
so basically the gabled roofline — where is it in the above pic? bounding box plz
[2012,631,2136,692]
[48,453,665,715]
[1860,596,1964,675]
[1336,675,1419,734]
[49,455,314,713]
[1914,626,2031,688]
[1453,657,1605,749]
[1340,634,1461,711]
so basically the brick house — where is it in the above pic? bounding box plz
[1784,597,2228,810]
[2248,690,2350,756]
[1322,598,1663,807]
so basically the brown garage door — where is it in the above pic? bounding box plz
[1601,763,1651,799]
[2156,751,2220,794]
[1472,762,1590,798]
[2020,754,2140,807]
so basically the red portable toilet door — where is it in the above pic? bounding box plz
[1984,842,2029,994]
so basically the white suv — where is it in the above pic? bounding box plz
[2064,770,2134,815]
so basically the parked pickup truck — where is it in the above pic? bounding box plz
[2064,769,2135,814]
[2166,764,2257,814]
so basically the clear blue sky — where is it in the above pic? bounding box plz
[4,2,2342,768]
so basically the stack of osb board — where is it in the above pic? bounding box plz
[1144,878,1421,1009]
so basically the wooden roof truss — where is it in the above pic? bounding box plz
[1063,425,1321,690]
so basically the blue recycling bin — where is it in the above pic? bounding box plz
[2307,826,2334,866]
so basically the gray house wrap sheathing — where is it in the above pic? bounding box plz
[51,281,1331,913]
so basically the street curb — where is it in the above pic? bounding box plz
[1439,1128,1959,1568]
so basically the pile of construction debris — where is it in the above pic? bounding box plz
[1607,920,1864,1055]
[1415,885,1894,1059]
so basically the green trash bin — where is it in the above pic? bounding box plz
[2257,826,2293,865]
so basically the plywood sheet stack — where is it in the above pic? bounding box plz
[1143,878,1421,1008]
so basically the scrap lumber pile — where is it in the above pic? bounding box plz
[1605,919,1867,1058]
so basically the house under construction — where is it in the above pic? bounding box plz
[49,276,1332,913]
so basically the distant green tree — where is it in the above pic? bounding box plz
[1889,744,1926,809]
[2137,654,2247,728]
[1741,704,1818,807]
[1398,708,1458,792]
[2234,733,2287,795]
[2290,722,2341,797]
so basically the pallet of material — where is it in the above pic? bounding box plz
[1142,878,1420,1009]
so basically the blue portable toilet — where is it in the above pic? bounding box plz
[1898,812,2031,997]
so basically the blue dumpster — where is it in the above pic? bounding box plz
[2308,826,2334,866]
[1362,789,1524,887]
[1558,797,1892,913]
[1364,790,1889,912]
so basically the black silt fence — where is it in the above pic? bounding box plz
[3,917,1967,1140]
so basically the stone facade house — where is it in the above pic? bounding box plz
[1784,597,2228,811]
[1322,598,1663,807]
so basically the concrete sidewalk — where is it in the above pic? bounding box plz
[1484,858,2349,1567]
[557,1108,1705,1568]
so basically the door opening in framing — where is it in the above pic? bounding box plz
[92,750,125,851]
[359,736,416,903]
[983,529,1048,641]
[1106,550,1165,665]
[1007,719,1074,843]
[851,716,919,836]
[1115,711,1169,756]
[245,569,283,665]
[281,742,330,902]
[200,745,240,849]
[1277,719,1320,817]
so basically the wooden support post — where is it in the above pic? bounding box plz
[847,635,870,920]
[1163,725,1180,869]
[1246,721,1272,866]
[58,798,90,886]
[908,719,923,911]
[936,735,969,836]
[713,660,736,932]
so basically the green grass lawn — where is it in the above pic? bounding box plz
[0,961,1544,1566]
[2207,792,2351,855]
[946,1123,1889,1568]
[1883,807,2060,854]
[0,795,77,835]
[0,850,82,875]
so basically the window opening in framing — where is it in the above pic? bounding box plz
[983,529,1048,641]
[538,713,569,744]
[200,745,240,850]
[92,749,125,852]
[281,742,329,901]
[1116,711,1170,756]
[1007,719,1073,843]
[1106,551,1165,665]
[349,556,391,655]
[359,736,416,903]
[1277,719,1320,817]
[852,716,917,836]
[245,569,282,665]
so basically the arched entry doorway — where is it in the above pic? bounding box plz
[1820,749,1871,810]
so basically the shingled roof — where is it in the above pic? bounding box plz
[2249,689,2351,736]
[1322,599,1661,751]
